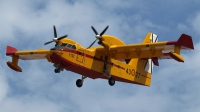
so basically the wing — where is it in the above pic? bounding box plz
[109,34,194,62]
[6,46,50,60]
[6,46,51,72]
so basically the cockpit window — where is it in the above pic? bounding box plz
[72,45,76,49]
[61,43,68,47]
[58,43,76,49]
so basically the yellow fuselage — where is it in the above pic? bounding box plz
[50,45,151,86]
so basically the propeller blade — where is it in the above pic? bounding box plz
[87,39,97,49]
[100,25,109,36]
[91,26,98,35]
[44,26,68,46]
[89,25,109,48]
[53,25,57,37]
[58,35,68,40]
[44,41,54,45]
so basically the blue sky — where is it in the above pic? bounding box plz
[0,0,200,112]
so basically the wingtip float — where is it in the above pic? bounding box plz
[5,26,194,87]
[6,46,22,72]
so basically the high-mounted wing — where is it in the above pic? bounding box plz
[6,46,51,72]
[109,34,194,62]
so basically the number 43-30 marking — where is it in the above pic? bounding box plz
[126,68,140,78]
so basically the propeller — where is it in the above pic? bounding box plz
[87,25,109,49]
[44,25,68,45]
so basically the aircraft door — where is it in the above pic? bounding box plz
[113,61,122,75]
[76,49,85,65]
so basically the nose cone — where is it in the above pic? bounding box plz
[95,35,101,40]
[53,38,58,42]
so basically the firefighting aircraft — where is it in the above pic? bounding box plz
[6,26,194,87]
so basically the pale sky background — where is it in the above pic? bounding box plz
[0,0,200,112]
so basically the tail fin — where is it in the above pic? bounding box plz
[128,32,158,74]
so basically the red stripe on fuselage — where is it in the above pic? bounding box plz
[56,48,125,70]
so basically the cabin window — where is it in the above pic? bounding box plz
[72,45,76,49]
[67,44,72,48]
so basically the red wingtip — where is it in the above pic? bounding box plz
[6,46,17,56]
[177,34,194,50]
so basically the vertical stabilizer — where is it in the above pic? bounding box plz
[144,33,158,74]
[129,32,158,74]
